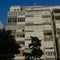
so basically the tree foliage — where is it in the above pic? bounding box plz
[0,29,21,60]
[24,36,43,60]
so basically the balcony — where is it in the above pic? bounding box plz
[42,11,50,16]
[45,49,55,58]
[43,25,52,30]
[16,38,25,42]
[44,41,54,48]
[55,20,60,23]
[55,16,60,23]
[53,9,60,13]
[54,13,60,16]
[43,19,51,24]
[44,35,53,41]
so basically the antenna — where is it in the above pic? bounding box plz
[34,0,36,6]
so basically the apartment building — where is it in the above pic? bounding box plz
[6,6,60,60]
[52,6,60,59]
[6,6,25,59]
[41,7,55,60]
[25,6,44,60]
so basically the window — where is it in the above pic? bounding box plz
[42,15,50,18]
[46,51,55,56]
[55,16,60,20]
[48,52,50,56]
[12,18,17,24]
[18,18,25,22]
[17,9,19,11]
[12,12,17,15]
[54,9,60,13]
[26,15,33,17]
[17,24,25,29]
[8,17,17,24]
[25,30,34,32]
[44,31,53,41]
[9,12,17,16]
[17,32,25,38]
[8,18,12,24]
[18,12,25,15]
[26,23,33,26]
[14,9,16,11]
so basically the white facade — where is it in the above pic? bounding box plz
[6,6,60,60]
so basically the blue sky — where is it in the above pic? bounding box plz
[0,0,60,28]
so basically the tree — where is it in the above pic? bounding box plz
[29,36,43,60]
[0,29,21,60]
[24,36,43,60]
